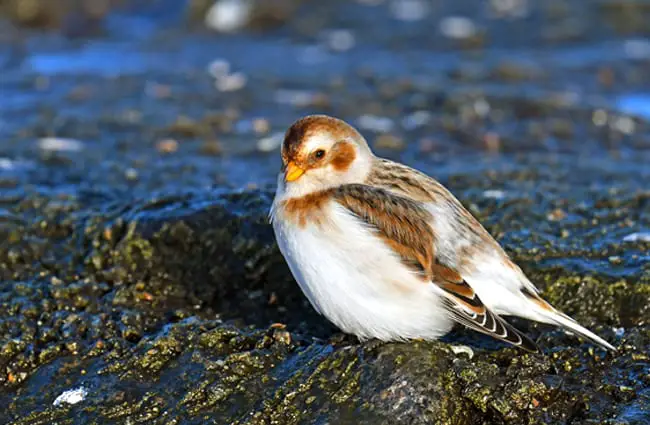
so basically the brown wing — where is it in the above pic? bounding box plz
[334,184,539,352]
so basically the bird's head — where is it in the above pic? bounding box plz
[279,115,374,197]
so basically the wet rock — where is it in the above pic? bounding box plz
[600,0,650,34]
[0,186,648,424]
[155,138,179,154]
[199,139,224,156]
[165,116,205,138]
[191,0,301,32]
[373,133,405,151]
[204,0,253,33]
[491,61,543,82]
[439,16,477,40]
[0,0,113,35]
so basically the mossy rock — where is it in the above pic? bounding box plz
[1,189,648,424]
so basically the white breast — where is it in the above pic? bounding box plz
[271,197,452,341]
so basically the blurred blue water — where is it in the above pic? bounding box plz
[616,94,650,119]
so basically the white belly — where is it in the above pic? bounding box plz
[272,201,452,341]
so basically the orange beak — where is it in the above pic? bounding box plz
[284,161,305,182]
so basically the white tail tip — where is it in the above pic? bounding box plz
[550,312,616,351]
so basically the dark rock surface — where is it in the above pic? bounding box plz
[1,0,649,424]
[1,179,648,424]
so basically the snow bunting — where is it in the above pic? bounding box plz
[270,114,615,352]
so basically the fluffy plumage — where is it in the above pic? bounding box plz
[270,114,615,352]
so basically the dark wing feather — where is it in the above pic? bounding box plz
[438,279,539,352]
[334,184,539,352]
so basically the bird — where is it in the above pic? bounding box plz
[269,114,615,352]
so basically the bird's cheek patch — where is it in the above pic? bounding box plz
[330,142,356,172]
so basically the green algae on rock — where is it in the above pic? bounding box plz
[0,186,648,424]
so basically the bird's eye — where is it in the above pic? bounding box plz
[313,149,326,159]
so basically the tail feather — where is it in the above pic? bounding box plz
[517,287,616,351]
[548,312,616,351]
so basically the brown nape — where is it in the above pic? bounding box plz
[281,115,362,165]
